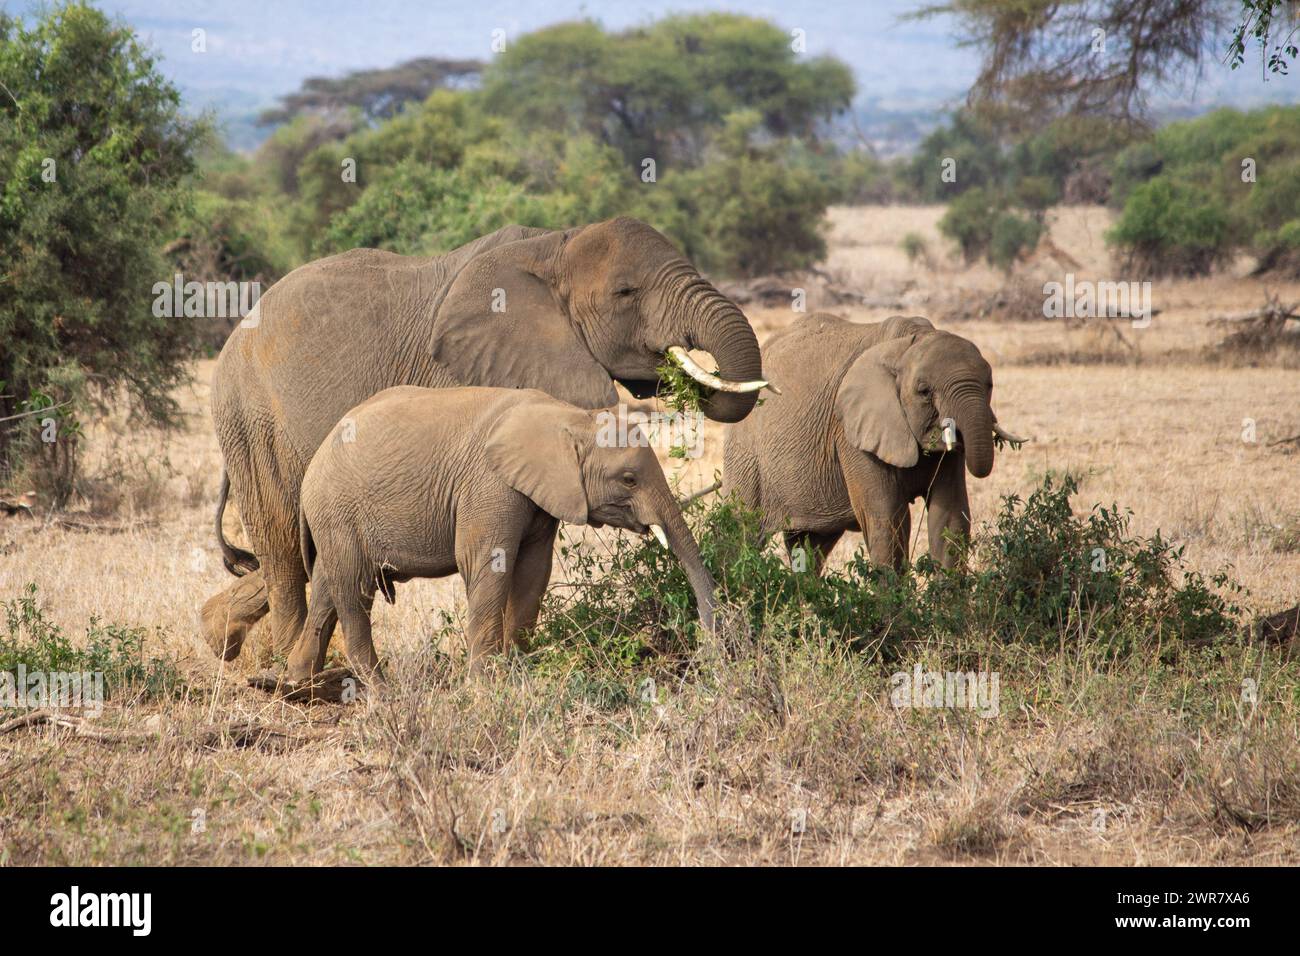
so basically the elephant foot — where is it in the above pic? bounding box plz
[201,572,270,660]
[247,667,362,704]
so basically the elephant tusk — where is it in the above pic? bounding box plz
[941,418,957,451]
[993,423,1030,446]
[667,346,768,394]
[650,524,669,549]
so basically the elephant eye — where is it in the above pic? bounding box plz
[615,286,637,298]
[621,471,637,487]
[917,383,931,395]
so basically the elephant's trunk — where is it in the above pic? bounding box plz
[950,385,995,479]
[645,488,717,631]
[672,277,764,423]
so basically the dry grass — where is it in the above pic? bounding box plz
[1,206,1298,865]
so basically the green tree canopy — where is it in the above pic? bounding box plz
[479,14,855,168]
[0,2,203,477]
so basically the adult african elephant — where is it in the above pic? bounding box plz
[721,314,1025,572]
[203,217,766,660]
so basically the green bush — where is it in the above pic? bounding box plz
[938,187,997,263]
[1106,106,1300,275]
[0,2,205,483]
[1106,177,1230,276]
[321,163,540,255]
[527,476,1245,674]
[988,212,1044,271]
[1,584,182,707]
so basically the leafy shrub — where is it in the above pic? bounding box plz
[900,232,929,264]
[1107,177,1230,276]
[527,476,1245,673]
[0,2,205,483]
[1,584,182,707]
[1107,106,1300,276]
[662,110,832,275]
[956,475,1244,646]
[939,188,997,263]
[989,212,1044,271]
[940,188,1042,270]
[321,162,541,255]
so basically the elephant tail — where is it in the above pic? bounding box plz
[299,505,316,581]
[216,469,259,577]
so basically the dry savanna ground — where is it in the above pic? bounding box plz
[1,206,1298,865]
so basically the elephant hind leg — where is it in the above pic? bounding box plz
[335,591,380,682]
[201,572,270,661]
[261,550,310,659]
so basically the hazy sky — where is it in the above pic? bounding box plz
[24,0,981,104]
[3,0,1292,112]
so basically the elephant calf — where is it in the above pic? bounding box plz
[285,386,717,681]
[722,314,1026,572]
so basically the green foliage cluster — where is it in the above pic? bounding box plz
[1106,105,1300,276]
[1,584,182,707]
[939,187,1043,272]
[911,112,1126,269]
[209,15,855,278]
[529,476,1245,674]
[0,2,205,480]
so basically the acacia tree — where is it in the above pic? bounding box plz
[257,56,484,126]
[479,15,855,168]
[910,0,1230,131]
[0,3,203,493]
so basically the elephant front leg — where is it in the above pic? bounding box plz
[841,448,910,570]
[464,566,514,670]
[925,453,971,569]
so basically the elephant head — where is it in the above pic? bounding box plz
[837,320,1021,479]
[429,217,766,422]
[485,397,717,630]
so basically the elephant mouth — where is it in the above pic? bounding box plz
[921,425,963,454]
[616,377,662,400]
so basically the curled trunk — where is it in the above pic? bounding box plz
[676,279,764,423]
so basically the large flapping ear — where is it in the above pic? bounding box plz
[429,229,618,409]
[484,399,589,525]
[836,336,920,469]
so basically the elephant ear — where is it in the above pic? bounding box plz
[836,337,920,469]
[429,230,618,409]
[484,398,589,525]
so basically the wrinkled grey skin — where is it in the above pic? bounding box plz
[723,314,1014,571]
[204,217,761,661]
[285,386,716,680]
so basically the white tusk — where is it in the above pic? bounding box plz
[650,524,669,549]
[941,418,957,451]
[667,346,767,394]
[993,423,1030,445]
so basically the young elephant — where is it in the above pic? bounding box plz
[722,314,1027,572]
[285,386,716,681]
